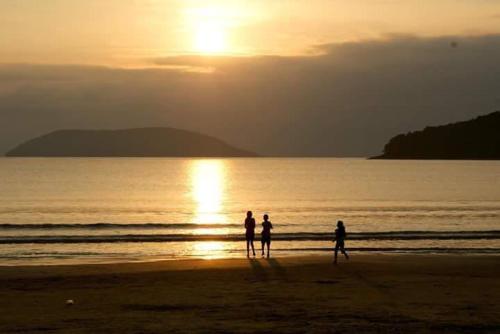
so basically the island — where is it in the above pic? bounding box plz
[372,111,500,159]
[5,128,258,157]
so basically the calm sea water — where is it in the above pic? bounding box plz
[1,158,500,265]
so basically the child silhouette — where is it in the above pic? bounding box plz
[261,214,273,258]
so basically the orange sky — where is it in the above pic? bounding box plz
[1,0,500,66]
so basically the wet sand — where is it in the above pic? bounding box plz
[0,254,499,333]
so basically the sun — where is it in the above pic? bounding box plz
[185,5,239,55]
[194,21,227,54]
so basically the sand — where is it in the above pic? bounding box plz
[0,254,499,333]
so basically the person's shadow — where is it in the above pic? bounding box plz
[266,258,288,281]
[248,258,268,281]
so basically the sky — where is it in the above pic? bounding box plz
[1,1,500,155]
[2,0,500,65]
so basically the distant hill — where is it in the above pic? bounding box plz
[5,128,258,157]
[372,111,500,159]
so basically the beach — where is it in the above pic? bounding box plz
[1,254,499,333]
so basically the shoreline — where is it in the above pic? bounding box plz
[3,247,500,268]
[1,252,499,272]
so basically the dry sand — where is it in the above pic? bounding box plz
[0,254,499,333]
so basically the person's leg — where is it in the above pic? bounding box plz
[334,243,339,264]
[339,240,349,259]
[261,240,265,256]
[251,239,255,256]
[246,239,250,257]
[266,240,270,258]
[342,246,349,260]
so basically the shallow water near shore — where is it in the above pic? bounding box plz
[1,157,500,265]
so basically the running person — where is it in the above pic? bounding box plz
[261,214,273,258]
[333,220,349,264]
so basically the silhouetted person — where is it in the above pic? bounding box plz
[261,214,273,258]
[333,220,349,264]
[245,211,256,257]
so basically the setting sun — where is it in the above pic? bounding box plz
[185,4,243,54]
[194,21,227,54]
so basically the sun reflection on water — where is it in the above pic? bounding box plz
[190,160,227,226]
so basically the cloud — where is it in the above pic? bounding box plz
[1,34,500,156]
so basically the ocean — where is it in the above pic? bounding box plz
[1,158,499,265]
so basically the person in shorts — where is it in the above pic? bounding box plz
[261,214,273,258]
[245,211,256,257]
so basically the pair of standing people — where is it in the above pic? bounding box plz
[245,211,273,258]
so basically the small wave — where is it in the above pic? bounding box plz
[1,230,500,244]
[0,223,242,230]
[274,247,500,254]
